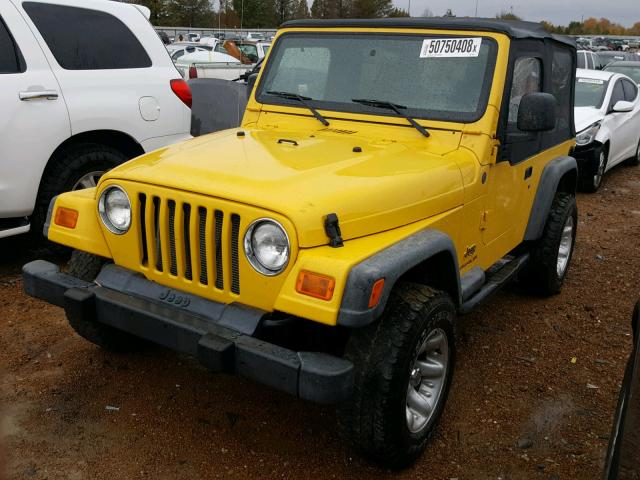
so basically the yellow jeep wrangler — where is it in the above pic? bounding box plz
[24,18,578,468]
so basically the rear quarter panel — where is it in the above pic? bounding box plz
[16,0,190,147]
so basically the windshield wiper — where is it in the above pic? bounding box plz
[266,91,329,126]
[351,98,430,138]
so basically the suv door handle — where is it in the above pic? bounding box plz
[19,90,59,101]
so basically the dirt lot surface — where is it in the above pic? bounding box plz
[1,165,639,480]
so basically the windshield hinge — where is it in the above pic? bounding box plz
[324,213,344,248]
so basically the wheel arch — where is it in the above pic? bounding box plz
[32,130,145,226]
[524,155,577,242]
[336,229,461,328]
[45,130,144,172]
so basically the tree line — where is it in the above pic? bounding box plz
[496,11,640,36]
[128,1,640,35]
[133,0,408,28]
[542,18,640,36]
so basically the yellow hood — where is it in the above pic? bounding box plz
[103,127,466,247]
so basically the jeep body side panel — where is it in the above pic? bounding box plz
[524,155,577,241]
[337,229,460,328]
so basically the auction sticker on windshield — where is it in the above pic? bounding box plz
[578,78,604,84]
[420,38,482,58]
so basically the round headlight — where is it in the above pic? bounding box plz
[244,219,290,275]
[98,186,131,234]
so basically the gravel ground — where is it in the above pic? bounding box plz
[1,164,639,480]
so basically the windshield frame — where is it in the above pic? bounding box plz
[575,76,610,109]
[255,31,499,125]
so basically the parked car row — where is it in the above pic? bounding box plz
[164,36,270,81]
[577,36,638,52]
[577,49,640,70]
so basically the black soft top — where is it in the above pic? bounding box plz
[281,17,575,48]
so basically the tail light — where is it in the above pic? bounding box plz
[188,65,197,79]
[170,79,192,108]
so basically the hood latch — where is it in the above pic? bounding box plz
[324,213,343,248]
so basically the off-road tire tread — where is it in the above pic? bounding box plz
[522,193,577,296]
[336,283,455,469]
[65,250,144,353]
[67,250,108,282]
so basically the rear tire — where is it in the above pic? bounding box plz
[66,250,144,353]
[520,192,577,296]
[32,143,128,241]
[337,283,456,469]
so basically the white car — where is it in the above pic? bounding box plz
[198,36,220,48]
[169,45,211,62]
[175,50,243,80]
[574,69,640,192]
[0,0,192,240]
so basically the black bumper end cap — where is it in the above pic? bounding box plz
[64,287,97,323]
[298,352,354,404]
[23,260,92,308]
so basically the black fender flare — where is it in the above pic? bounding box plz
[524,156,577,242]
[337,229,460,328]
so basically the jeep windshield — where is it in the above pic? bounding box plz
[257,32,497,123]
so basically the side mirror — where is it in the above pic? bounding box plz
[612,100,634,113]
[517,92,557,132]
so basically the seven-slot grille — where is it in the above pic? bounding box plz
[138,193,241,294]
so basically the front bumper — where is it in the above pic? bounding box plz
[22,260,353,404]
[573,142,601,171]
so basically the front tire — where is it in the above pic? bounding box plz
[337,283,456,469]
[521,192,577,296]
[578,146,607,193]
[32,143,128,240]
[66,250,144,353]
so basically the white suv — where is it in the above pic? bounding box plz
[0,0,192,239]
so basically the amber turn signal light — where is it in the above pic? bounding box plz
[368,278,385,308]
[296,271,335,301]
[54,207,79,229]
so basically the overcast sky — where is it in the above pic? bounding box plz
[395,0,640,27]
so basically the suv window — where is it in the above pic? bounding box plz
[577,52,586,69]
[622,78,638,102]
[0,16,25,73]
[508,57,541,126]
[23,2,151,70]
[609,80,625,110]
[586,53,594,70]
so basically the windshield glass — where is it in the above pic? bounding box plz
[575,77,609,108]
[605,66,640,84]
[257,33,497,123]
